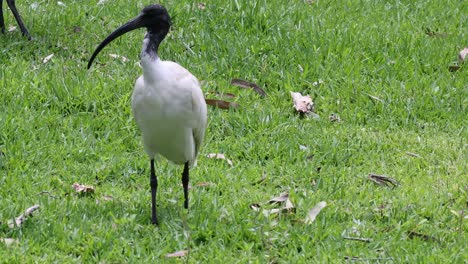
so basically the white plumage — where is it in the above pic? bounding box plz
[133,51,207,166]
[88,4,207,225]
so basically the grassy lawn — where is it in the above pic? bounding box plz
[1,0,466,262]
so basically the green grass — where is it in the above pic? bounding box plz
[1,0,467,262]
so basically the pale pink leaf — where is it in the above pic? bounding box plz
[290,92,315,114]
[165,250,188,258]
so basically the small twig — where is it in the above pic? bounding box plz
[231,79,267,97]
[252,172,267,185]
[368,173,399,187]
[364,93,384,103]
[405,152,421,158]
[344,256,393,262]
[37,191,60,199]
[407,231,438,242]
[343,236,372,243]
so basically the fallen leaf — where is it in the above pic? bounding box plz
[459,47,468,62]
[37,190,59,199]
[368,173,399,187]
[448,65,460,72]
[30,2,39,10]
[290,92,315,114]
[231,79,267,97]
[72,183,95,193]
[1,238,19,246]
[250,193,296,216]
[268,192,289,205]
[8,205,40,228]
[165,250,188,258]
[406,152,421,158]
[195,182,213,187]
[282,198,296,214]
[73,26,82,33]
[207,91,236,98]
[342,235,372,243]
[57,1,67,7]
[304,201,327,224]
[109,54,129,63]
[329,113,341,122]
[197,3,206,10]
[205,99,239,110]
[42,54,54,64]
[263,208,282,216]
[407,231,437,241]
[425,28,447,38]
[312,79,324,86]
[252,173,267,185]
[344,257,393,261]
[103,195,113,201]
[250,203,261,212]
[206,153,233,166]
[8,25,17,32]
[365,93,383,103]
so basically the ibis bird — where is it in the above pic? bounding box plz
[87,4,207,225]
[0,0,30,39]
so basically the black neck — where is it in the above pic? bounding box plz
[144,26,168,57]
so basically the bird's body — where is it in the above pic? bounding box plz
[88,4,207,225]
[132,54,206,165]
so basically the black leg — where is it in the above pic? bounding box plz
[6,0,30,39]
[1,0,5,34]
[150,159,158,225]
[182,162,189,209]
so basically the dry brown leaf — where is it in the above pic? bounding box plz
[268,192,289,205]
[8,205,40,228]
[109,54,129,63]
[290,92,315,114]
[42,54,54,64]
[206,153,233,166]
[165,250,188,258]
[72,183,95,193]
[368,173,399,187]
[231,79,267,97]
[304,201,327,224]
[205,99,239,110]
[459,47,468,62]
[1,238,19,246]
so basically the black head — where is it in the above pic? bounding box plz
[87,4,171,69]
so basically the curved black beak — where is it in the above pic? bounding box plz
[87,16,144,69]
